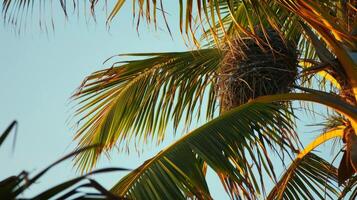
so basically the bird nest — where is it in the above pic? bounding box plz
[217,30,298,112]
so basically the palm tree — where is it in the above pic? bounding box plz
[2,0,357,199]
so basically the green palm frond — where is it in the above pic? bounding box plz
[198,1,301,42]
[267,153,340,200]
[109,102,298,199]
[112,146,211,200]
[73,49,222,172]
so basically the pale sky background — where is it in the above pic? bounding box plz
[0,1,338,199]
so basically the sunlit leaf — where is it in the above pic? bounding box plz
[73,49,222,172]
[110,102,298,199]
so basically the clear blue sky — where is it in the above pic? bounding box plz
[0,2,337,199]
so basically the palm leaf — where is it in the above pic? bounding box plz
[267,126,345,199]
[1,0,171,33]
[2,0,68,32]
[252,89,357,122]
[276,1,357,102]
[198,1,301,42]
[339,175,357,200]
[0,120,17,148]
[73,49,222,172]
[31,168,126,200]
[267,153,340,200]
[0,144,128,199]
[109,102,298,199]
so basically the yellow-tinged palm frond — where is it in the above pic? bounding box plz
[110,102,298,199]
[73,49,222,172]
[276,0,356,50]
[252,90,357,122]
[296,32,343,117]
[317,71,341,90]
[277,1,357,103]
[298,127,344,159]
[299,60,341,93]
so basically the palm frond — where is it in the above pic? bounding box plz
[249,91,357,122]
[198,1,301,43]
[267,153,340,200]
[0,144,128,199]
[276,1,356,49]
[198,1,353,93]
[73,49,222,172]
[0,168,126,200]
[267,126,344,199]
[2,0,71,32]
[278,2,357,100]
[30,169,126,200]
[339,175,357,200]
[1,0,173,33]
[0,120,17,148]
[298,22,338,91]
[109,102,298,199]
[321,114,347,133]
